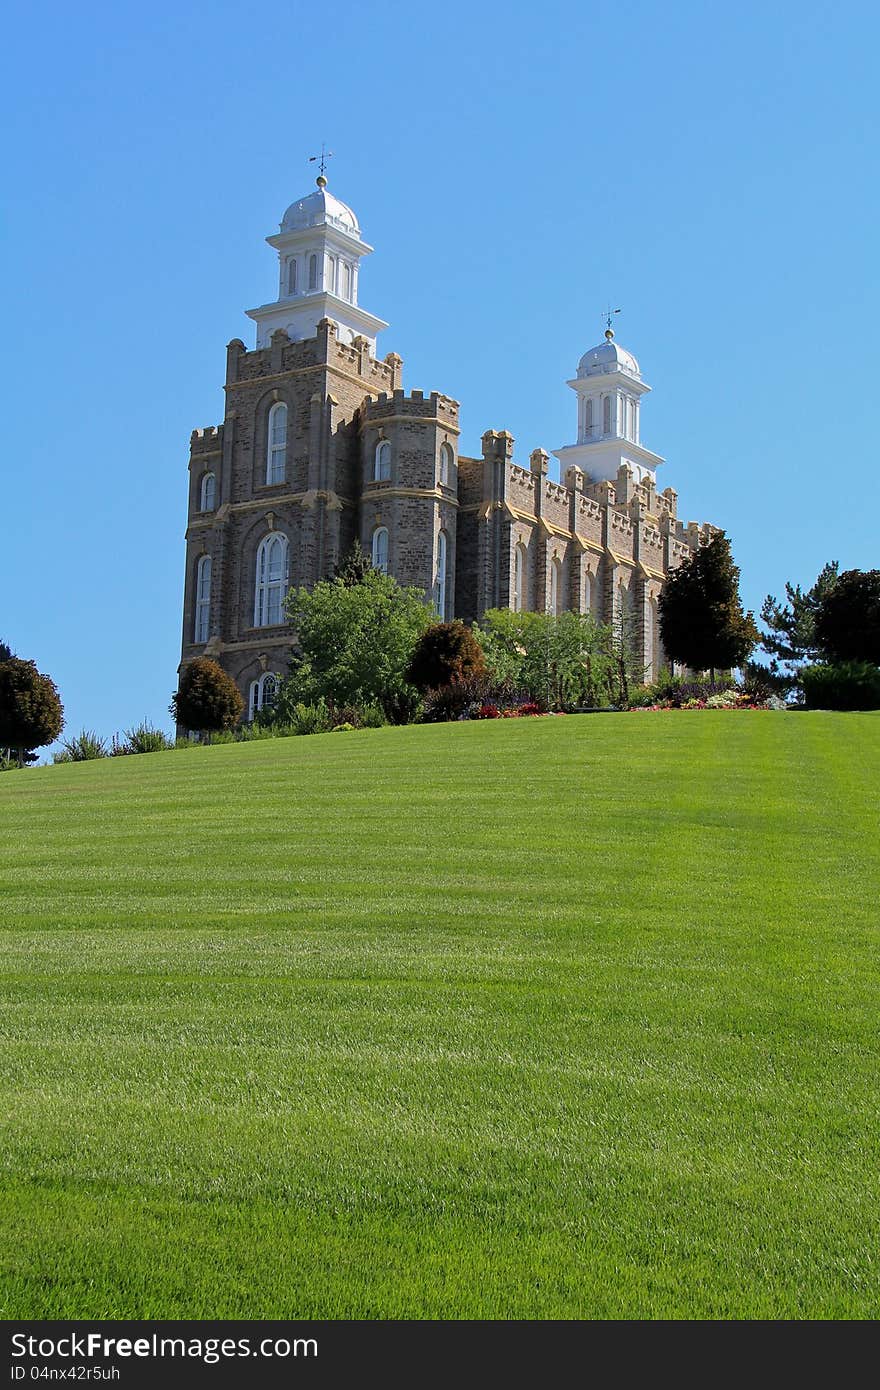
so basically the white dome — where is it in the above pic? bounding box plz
[577,335,640,380]
[280,182,361,238]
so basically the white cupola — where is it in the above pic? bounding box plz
[246,174,388,351]
[553,327,664,485]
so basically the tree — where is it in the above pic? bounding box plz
[405,621,486,692]
[0,657,64,765]
[658,531,758,679]
[282,569,433,719]
[171,657,244,733]
[0,640,13,663]
[813,569,880,666]
[758,561,839,688]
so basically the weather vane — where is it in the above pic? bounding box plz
[309,144,334,180]
[602,305,621,335]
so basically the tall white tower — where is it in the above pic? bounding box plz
[553,328,664,484]
[246,174,388,350]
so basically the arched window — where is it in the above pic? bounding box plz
[436,530,448,620]
[550,557,563,616]
[287,259,297,295]
[199,472,216,512]
[308,254,318,290]
[603,395,611,435]
[374,440,391,481]
[439,442,453,486]
[514,544,525,613]
[254,533,289,627]
[326,255,337,293]
[616,582,630,633]
[342,262,352,301]
[372,526,389,574]
[267,402,287,485]
[583,570,593,616]
[194,555,211,644]
[584,398,593,435]
[248,671,279,722]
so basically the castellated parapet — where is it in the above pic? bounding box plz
[179,176,719,718]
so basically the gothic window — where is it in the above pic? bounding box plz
[248,672,279,722]
[584,398,593,436]
[583,570,593,615]
[199,472,216,512]
[550,557,563,616]
[326,255,337,293]
[254,533,289,627]
[194,555,211,644]
[603,395,611,435]
[287,259,297,295]
[266,402,287,485]
[439,442,453,486]
[308,254,318,290]
[374,439,391,481]
[372,526,389,574]
[436,530,448,620]
[342,262,352,301]
[514,543,526,612]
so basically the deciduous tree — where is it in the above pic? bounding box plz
[171,658,244,733]
[0,657,64,765]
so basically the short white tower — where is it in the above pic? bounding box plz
[553,328,664,484]
[246,174,388,350]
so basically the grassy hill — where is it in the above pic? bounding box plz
[1,712,878,1319]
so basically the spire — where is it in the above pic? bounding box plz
[309,144,334,186]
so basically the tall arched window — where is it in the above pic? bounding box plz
[374,440,391,481]
[372,526,389,574]
[439,442,453,486]
[267,402,287,485]
[249,671,279,722]
[308,254,318,290]
[326,255,337,293]
[583,570,593,616]
[435,530,448,620]
[342,262,352,301]
[584,398,593,435]
[603,395,611,435]
[550,557,563,616]
[254,533,289,627]
[199,472,216,512]
[514,544,525,612]
[616,582,630,633]
[287,259,297,295]
[194,555,211,644]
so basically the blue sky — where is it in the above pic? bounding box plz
[2,0,878,748]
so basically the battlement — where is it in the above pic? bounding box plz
[364,388,459,425]
[190,425,223,452]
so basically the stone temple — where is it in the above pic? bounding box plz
[180,173,716,719]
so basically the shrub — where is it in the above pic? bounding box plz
[171,658,244,734]
[331,722,356,733]
[705,691,740,709]
[116,721,174,755]
[54,729,107,762]
[801,662,880,711]
[474,703,500,719]
[290,700,333,736]
[405,621,486,693]
[359,701,388,729]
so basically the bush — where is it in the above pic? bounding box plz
[801,662,880,711]
[405,621,486,693]
[54,730,107,762]
[290,700,333,736]
[171,658,244,734]
[115,721,175,755]
[421,675,529,722]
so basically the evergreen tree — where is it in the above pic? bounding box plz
[758,561,839,687]
[813,569,880,665]
[658,532,758,679]
[0,657,64,765]
[171,658,244,733]
[334,540,374,588]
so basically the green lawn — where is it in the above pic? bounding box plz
[1,712,878,1319]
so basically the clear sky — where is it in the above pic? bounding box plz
[2,0,878,750]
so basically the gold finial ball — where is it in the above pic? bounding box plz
[605,327,615,341]
[316,174,328,188]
